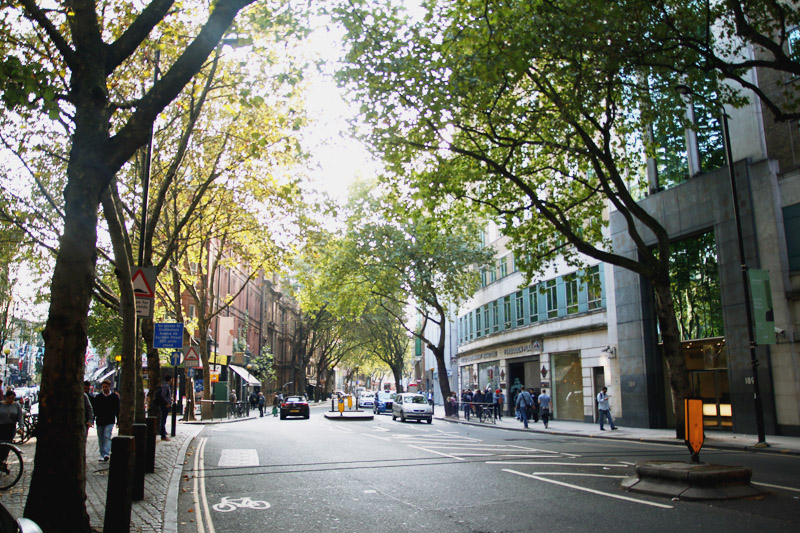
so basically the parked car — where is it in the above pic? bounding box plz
[358,393,375,409]
[280,396,310,420]
[373,392,395,414]
[392,393,433,424]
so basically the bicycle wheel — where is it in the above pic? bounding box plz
[0,443,23,490]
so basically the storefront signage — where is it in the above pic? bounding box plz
[459,351,497,364]
[503,339,543,357]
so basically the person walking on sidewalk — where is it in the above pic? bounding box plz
[258,392,266,417]
[494,389,504,421]
[538,389,552,428]
[0,390,24,472]
[597,387,618,430]
[515,388,533,428]
[157,376,173,441]
[83,380,95,435]
[93,379,120,461]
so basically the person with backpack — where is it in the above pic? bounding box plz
[515,387,533,428]
[257,392,266,417]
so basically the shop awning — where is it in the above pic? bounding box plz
[228,364,261,387]
[97,368,116,382]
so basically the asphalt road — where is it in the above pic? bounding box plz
[177,405,800,533]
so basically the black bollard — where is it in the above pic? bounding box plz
[133,423,146,500]
[146,415,158,473]
[104,436,135,532]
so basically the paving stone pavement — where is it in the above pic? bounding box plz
[0,420,204,532]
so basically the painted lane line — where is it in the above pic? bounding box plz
[533,472,630,479]
[329,424,354,433]
[497,454,569,458]
[487,461,630,467]
[503,469,673,509]
[192,438,205,533]
[507,445,580,457]
[752,481,800,493]
[199,438,215,533]
[407,445,465,461]
[363,433,391,442]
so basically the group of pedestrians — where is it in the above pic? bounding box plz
[83,378,121,462]
[457,387,505,421]
[513,387,551,429]
[248,391,267,416]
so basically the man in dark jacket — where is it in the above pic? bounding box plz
[158,376,173,441]
[93,379,120,461]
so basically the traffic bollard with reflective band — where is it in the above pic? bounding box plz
[684,398,704,463]
[104,436,135,532]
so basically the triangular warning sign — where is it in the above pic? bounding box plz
[183,346,199,361]
[132,269,155,298]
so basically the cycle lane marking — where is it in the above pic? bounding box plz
[502,468,674,509]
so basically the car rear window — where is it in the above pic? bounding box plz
[406,396,426,404]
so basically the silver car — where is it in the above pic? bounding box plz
[392,393,433,424]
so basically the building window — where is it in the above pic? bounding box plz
[503,296,512,329]
[499,256,508,278]
[469,311,474,340]
[546,279,558,319]
[492,300,500,332]
[565,274,579,315]
[529,285,539,322]
[515,291,525,326]
[587,265,602,310]
[489,266,497,283]
[512,253,519,272]
[188,304,196,319]
[475,308,482,337]
[480,268,488,287]
[483,305,490,336]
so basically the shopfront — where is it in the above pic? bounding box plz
[551,352,583,421]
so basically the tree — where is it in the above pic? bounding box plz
[0,1,260,529]
[356,302,410,393]
[296,181,493,403]
[333,0,717,436]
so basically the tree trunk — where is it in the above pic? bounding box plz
[24,146,108,532]
[391,365,404,393]
[653,280,692,439]
[142,317,162,417]
[433,345,451,405]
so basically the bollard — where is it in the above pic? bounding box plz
[146,415,159,473]
[133,423,146,500]
[104,436,135,532]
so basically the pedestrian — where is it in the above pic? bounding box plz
[448,392,458,417]
[597,387,618,431]
[494,389,504,420]
[474,387,485,417]
[93,379,120,461]
[157,376,173,441]
[538,389,552,428]
[530,389,540,422]
[461,389,473,420]
[0,390,24,472]
[258,392,266,417]
[83,380,95,436]
[515,387,533,428]
[250,391,258,410]
[427,390,433,406]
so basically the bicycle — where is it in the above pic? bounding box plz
[478,404,495,424]
[0,442,24,490]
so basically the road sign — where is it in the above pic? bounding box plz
[187,368,195,378]
[154,323,184,349]
[132,267,157,318]
[170,350,182,367]
[183,346,201,368]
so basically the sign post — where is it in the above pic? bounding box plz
[684,398,704,463]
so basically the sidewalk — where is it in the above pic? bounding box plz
[432,405,800,456]
[0,414,247,532]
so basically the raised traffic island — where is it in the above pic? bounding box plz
[621,460,769,501]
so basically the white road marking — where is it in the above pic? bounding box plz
[192,437,216,533]
[752,481,800,493]
[407,445,465,461]
[503,469,673,509]
[364,433,391,441]
[534,472,630,479]
[329,424,354,433]
[218,449,259,468]
[487,461,630,467]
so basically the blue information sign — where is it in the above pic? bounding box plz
[153,323,184,349]
[170,350,182,366]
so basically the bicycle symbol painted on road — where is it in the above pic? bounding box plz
[212,496,271,512]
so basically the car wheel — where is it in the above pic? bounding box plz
[280,414,285,420]
[401,412,406,423]
[392,413,396,421]
[427,418,433,424]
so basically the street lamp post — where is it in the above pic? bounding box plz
[2,346,9,391]
[675,85,767,446]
